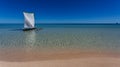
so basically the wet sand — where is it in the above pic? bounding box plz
[0,49,120,67]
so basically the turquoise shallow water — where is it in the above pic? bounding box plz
[0,24,120,52]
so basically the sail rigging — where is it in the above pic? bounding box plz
[23,12,35,29]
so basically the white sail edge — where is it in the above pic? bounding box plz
[23,12,35,29]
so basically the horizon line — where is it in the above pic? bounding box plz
[0,23,120,25]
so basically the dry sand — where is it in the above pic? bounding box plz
[1,57,120,67]
[0,49,120,67]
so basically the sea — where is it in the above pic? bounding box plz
[0,23,120,52]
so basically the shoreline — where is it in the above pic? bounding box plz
[0,48,120,62]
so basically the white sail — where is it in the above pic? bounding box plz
[23,12,35,29]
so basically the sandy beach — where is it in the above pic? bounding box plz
[1,57,120,67]
[0,49,120,67]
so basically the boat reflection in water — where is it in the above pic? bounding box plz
[24,30,36,52]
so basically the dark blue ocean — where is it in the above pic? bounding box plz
[1,23,120,28]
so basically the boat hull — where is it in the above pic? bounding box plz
[23,28,36,31]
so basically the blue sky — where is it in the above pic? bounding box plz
[0,0,120,23]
